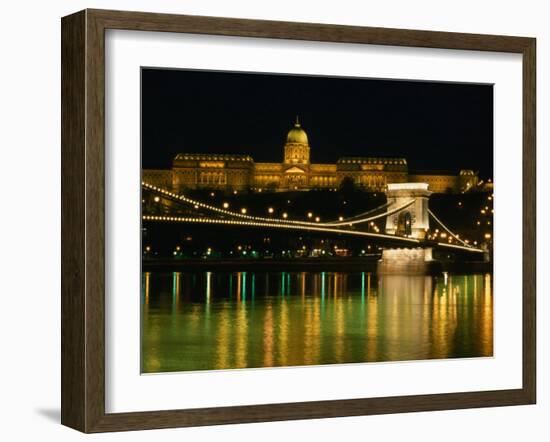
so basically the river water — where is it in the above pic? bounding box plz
[141,271,493,373]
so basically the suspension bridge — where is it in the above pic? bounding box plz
[141,181,484,256]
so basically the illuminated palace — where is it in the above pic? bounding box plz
[143,118,479,194]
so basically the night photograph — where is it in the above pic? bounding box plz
[140,68,494,373]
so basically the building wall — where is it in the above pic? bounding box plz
[142,169,173,190]
[143,141,477,194]
[143,160,476,194]
[408,174,459,193]
[409,171,479,193]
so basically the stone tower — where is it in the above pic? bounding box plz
[385,183,432,239]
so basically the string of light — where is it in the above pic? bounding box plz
[142,214,423,244]
[142,181,414,227]
[142,182,483,254]
[142,214,484,253]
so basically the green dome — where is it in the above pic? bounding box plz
[286,118,309,144]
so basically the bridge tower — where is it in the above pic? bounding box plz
[385,183,432,239]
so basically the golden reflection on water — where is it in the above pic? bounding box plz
[278,300,289,367]
[235,300,248,368]
[334,289,345,362]
[144,272,150,305]
[215,305,230,369]
[481,274,494,356]
[142,271,494,373]
[262,304,274,367]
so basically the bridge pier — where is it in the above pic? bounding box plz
[377,247,440,274]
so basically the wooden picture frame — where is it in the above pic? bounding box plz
[61,8,536,433]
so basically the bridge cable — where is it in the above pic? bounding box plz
[142,214,423,245]
[428,209,472,248]
[142,181,414,228]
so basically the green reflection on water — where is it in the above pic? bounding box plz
[141,271,493,373]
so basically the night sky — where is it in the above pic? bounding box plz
[141,68,493,178]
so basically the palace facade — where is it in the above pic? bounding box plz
[143,118,479,194]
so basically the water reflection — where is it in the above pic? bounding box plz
[141,271,493,373]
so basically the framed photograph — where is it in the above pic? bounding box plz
[61,9,536,432]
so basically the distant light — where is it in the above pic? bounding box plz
[307,212,313,218]
[440,232,448,238]
[241,208,247,214]
[145,246,151,252]
[210,192,215,197]
[338,216,344,221]
[268,207,274,214]
[315,216,320,222]
[484,233,492,239]
[223,202,229,209]
[282,213,288,219]
[233,190,238,194]
[154,196,160,202]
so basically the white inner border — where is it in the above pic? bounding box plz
[105,29,523,413]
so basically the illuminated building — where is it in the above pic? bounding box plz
[142,117,478,194]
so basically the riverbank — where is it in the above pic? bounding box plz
[142,257,492,274]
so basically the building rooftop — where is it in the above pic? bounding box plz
[337,157,407,165]
[174,153,254,162]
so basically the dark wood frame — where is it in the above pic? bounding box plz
[61,8,536,433]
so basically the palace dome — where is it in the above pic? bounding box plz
[286,118,309,144]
